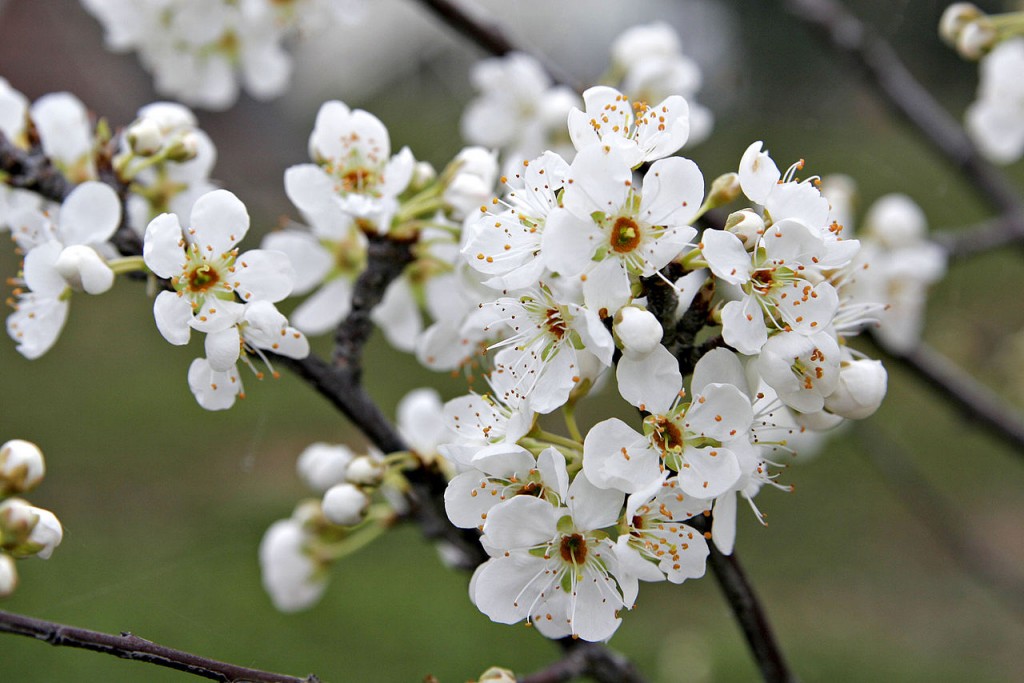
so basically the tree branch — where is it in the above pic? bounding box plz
[853,425,1024,622]
[701,537,798,683]
[869,335,1024,456]
[934,212,1024,260]
[520,641,647,683]
[411,0,581,91]
[0,609,319,683]
[0,132,74,201]
[783,0,1024,218]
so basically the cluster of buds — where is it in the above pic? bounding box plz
[0,440,62,597]
[940,3,1024,60]
[260,442,389,612]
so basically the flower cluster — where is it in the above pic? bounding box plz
[941,3,1024,164]
[462,22,711,176]
[0,440,62,598]
[81,0,360,110]
[255,74,891,640]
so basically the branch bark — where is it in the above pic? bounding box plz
[783,0,1024,219]
[935,212,1024,260]
[0,610,320,683]
[412,0,581,91]
[869,335,1024,456]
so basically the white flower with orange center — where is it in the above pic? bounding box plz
[567,86,690,167]
[543,143,702,317]
[471,472,633,642]
[143,189,295,346]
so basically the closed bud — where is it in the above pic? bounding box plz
[824,359,888,420]
[54,245,115,295]
[126,118,163,156]
[0,498,63,559]
[863,193,927,248]
[164,132,199,162]
[956,18,998,60]
[444,147,498,218]
[724,208,765,249]
[939,3,985,46]
[706,172,741,209]
[0,440,45,495]
[322,483,369,526]
[297,443,353,493]
[410,161,437,190]
[346,455,384,486]
[614,306,663,355]
[0,554,16,597]
[477,666,517,683]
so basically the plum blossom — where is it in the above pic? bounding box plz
[471,473,632,641]
[567,86,690,167]
[143,189,294,346]
[545,144,702,316]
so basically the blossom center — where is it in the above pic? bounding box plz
[544,308,567,340]
[559,533,588,565]
[610,216,642,253]
[186,264,220,293]
[649,416,684,453]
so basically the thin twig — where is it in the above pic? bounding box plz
[935,212,1024,260]
[853,425,1024,622]
[869,335,1024,455]
[0,610,319,683]
[412,0,581,91]
[784,0,1024,219]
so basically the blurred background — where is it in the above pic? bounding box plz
[2,0,1023,681]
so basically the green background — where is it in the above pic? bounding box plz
[2,1,1023,681]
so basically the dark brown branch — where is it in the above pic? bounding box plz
[412,0,581,91]
[869,335,1024,455]
[520,641,646,683]
[784,0,1024,218]
[935,212,1024,260]
[0,609,319,683]
[332,234,415,375]
[687,516,797,683]
[0,132,74,201]
[853,425,1024,622]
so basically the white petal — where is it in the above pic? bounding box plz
[153,291,193,345]
[616,344,681,414]
[234,249,295,303]
[482,495,558,549]
[59,182,121,246]
[583,419,663,494]
[143,213,185,279]
[261,231,332,295]
[190,190,249,256]
[291,278,353,336]
[738,141,780,204]
[204,326,241,372]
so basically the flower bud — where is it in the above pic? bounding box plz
[0,554,17,597]
[862,193,926,248]
[706,172,741,210]
[477,666,517,683]
[824,359,888,420]
[0,498,63,559]
[411,161,437,190]
[259,518,326,612]
[724,209,765,249]
[126,118,163,156]
[322,483,369,526]
[939,3,984,46]
[611,22,681,70]
[956,18,997,60]
[444,147,498,218]
[613,306,663,355]
[0,439,46,495]
[164,132,199,162]
[297,443,353,493]
[346,454,384,486]
[54,244,115,295]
